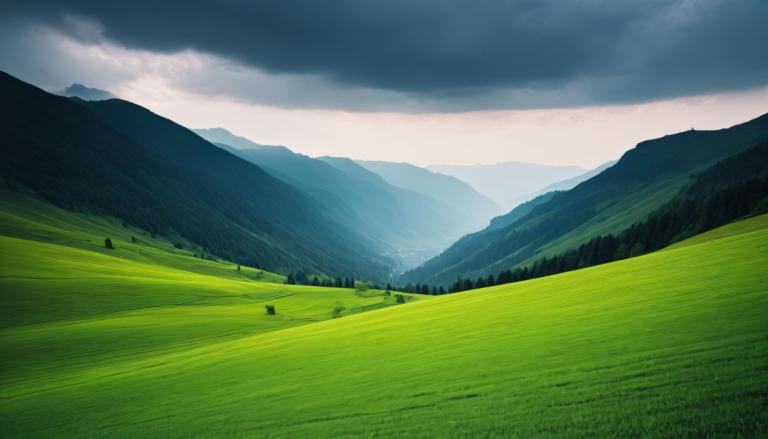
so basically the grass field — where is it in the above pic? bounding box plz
[0,193,414,415]
[1,193,767,437]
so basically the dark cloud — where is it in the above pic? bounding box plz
[2,0,767,110]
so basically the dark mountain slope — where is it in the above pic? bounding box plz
[403,113,768,286]
[206,139,393,252]
[0,71,389,279]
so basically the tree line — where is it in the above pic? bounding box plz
[285,270,360,288]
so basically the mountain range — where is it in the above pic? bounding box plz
[3,71,766,291]
[428,161,587,209]
[194,128,500,268]
[0,71,389,279]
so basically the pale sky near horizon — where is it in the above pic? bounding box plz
[126,84,768,168]
[2,1,766,168]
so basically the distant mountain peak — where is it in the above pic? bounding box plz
[193,127,286,152]
[58,83,116,101]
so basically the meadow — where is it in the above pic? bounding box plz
[1,189,766,437]
[0,192,411,404]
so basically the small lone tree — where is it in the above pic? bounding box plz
[332,302,345,318]
[131,236,137,243]
[396,294,406,304]
[104,238,114,250]
[236,265,241,272]
[265,305,276,315]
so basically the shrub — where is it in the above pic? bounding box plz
[265,305,276,315]
[332,303,346,318]
[104,238,114,250]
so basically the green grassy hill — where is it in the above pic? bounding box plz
[2,202,766,436]
[0,191,414,398]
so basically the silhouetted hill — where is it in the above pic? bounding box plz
[57,83,116,101]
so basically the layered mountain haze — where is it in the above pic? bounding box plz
[194,128,497,268]
[357,160,501,229]
[428,162,587,209]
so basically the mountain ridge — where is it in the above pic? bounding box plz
[402,112,768,286]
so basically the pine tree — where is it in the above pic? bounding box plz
[104,237,114,250]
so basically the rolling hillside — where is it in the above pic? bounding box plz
[0,189,417,383]
[404,113,768,286]
[0,71,390,279]
[2,208,766,437]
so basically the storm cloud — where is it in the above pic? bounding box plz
[2,0,767,110]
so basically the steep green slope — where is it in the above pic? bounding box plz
[0,71,389,279]
[448,141,768,290]
[486,190,556,231]
[405,113,768,286]
[2,214,766,437]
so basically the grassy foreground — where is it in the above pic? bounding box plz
[1,201,767,436]
[0,192,411,418]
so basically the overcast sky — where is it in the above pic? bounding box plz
[1,0,766,167]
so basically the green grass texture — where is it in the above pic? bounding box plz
[1,193,767,437]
